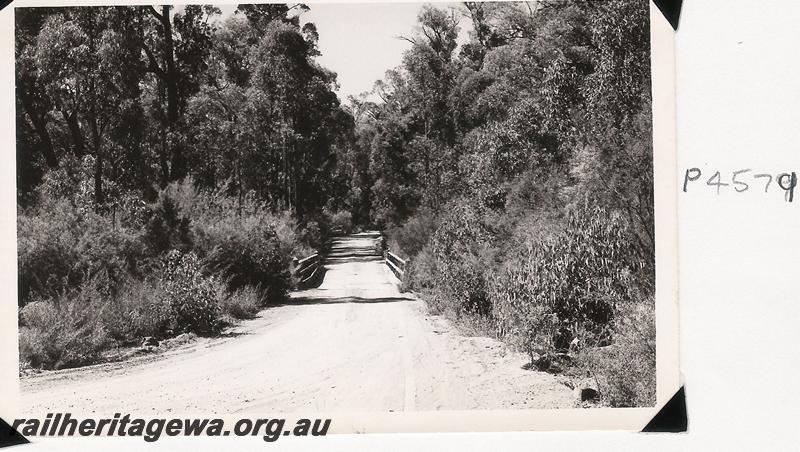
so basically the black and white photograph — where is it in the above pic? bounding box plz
[11,0,669,430]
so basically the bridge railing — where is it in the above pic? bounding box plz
[384,249,409,281]
[292,252,321,288]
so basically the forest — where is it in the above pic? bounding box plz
[16,1,655,407]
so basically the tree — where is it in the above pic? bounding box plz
[16,9,60,171]
[139,5,219,184]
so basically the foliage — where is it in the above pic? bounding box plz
[170,183,297,303]
[72,217,145,294]
[19,285,113,369]
[427,200,494,318]
[489,205,644,359]
[17,199,82,304]
[143,191,193,255]
[576,300,656,407]
[386,209,438,259]
[219,286,262,321]
[18,256,224,369]
[203,230,291,305]
[101,277,173,343]
[329,210,353,235]
[368,1,655,405]
[17,198,145,304]
[160,251,221,335]
[402,244,438,292]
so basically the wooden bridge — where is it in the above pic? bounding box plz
[291,231,409,288]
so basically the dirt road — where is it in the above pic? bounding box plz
[21,233,573,415]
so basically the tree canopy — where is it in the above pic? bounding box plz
[16,1,652,254]
[17,4,351,222]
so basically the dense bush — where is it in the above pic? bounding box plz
[18,199,82,304]
[490,205,644,358]
[299,220,325,252]
[168,180,315,259]
[219,286,262,321]
[18,199,146,304]
[101,278,172,344]
[143,191,193,255]
[576,300,656,407]
[19,283,113,369]
[18,179,315,370]
[197,215,292,304]
[160,251,222,335]
[271,210,315,259]
[386,209,438,260]
[18,249,251,369]
[391,200,655,405]
[73,219,145,295]
[403,244,438,292]
[428,200,495,318]
[329,210,354,235]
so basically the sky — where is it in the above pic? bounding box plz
[217,2,471,102]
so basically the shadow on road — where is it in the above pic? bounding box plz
[325,255,383,264]
[217,331,249,338]
[285,296,411,306]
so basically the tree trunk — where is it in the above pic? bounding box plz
[160,6,179,125]
[90,106,104,207]
[94,152,104,207]
[18,81,58,168]
[62,109,85,157]
[158,130,170,187]
[87,7,104,209]
[159,6,186,181]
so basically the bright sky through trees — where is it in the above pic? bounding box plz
[219,2,470,101]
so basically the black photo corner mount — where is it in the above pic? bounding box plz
[642,386,688,433]
[652,0,683,31]
[0,417,29,448]
[0,0,11,13]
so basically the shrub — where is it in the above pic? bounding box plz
[166,183,297,302]
[18,179,309,370]
[18,251,230,369]
[489,204,647,364]
[429,200,494,318]
[18,198,144,305]
[34,154,95,212]
[143,191,193,255]
[488,252,560,362]
[300,209,332,250]
[168,181,315,258]
[101,278,172,344]
[219,286,262,321]
[577,299,656,407]
[299,220,324,251]
[17,199,82,304]
[73,218,145,295]
[18,285,113,370]
[329,210,353,235]
[387,209,438,259]
[160,251,221,335]
[403,244,438,292]
[270,210,314,258]
[198,217,291,304]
